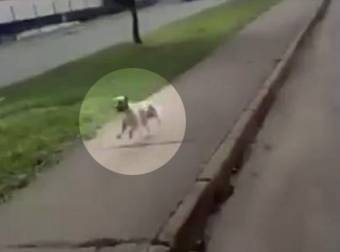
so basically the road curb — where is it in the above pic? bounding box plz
[149,0,331,251]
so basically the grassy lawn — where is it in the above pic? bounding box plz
[79,68,169,138]
[0,0,280,201]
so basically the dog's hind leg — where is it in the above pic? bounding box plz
[156,114,161,126]
[144,123,151,135]
[138,109,150,136]
[129,129,135,139]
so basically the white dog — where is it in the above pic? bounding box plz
[114,96,161,139]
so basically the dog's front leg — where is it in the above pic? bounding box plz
[116,121,127,139]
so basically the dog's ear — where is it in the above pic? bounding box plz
[113,96,129,103]
[124,96,129,104]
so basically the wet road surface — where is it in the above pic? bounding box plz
[207,1,340,251]
[0,0,322,251]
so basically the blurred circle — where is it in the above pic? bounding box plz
[79,68,186,175]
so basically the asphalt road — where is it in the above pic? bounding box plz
[207,1,340,251]
[0,0,322,251]
[0,0,224,88]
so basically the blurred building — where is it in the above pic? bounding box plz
[0,0,157,42]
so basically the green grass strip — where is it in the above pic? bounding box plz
[0,0,280,201]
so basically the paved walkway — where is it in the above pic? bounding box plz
[0,0,323,252]
[0,0,224,88]
[207,1,340,252]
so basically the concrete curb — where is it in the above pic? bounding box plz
[149,0,331,252]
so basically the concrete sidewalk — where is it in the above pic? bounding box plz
[0,0,323,251]
[206,1,340,251]
[0,0,224,88]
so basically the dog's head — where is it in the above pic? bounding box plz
[113,96,129,112]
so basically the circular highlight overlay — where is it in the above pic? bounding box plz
[79,68,186,175]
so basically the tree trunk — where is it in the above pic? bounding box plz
[129,4,142,44]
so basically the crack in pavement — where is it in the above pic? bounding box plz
[103,139,194,150]
[5,238,151,250]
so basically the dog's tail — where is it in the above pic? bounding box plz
[147,104,162,123]
[155,104,163,117]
